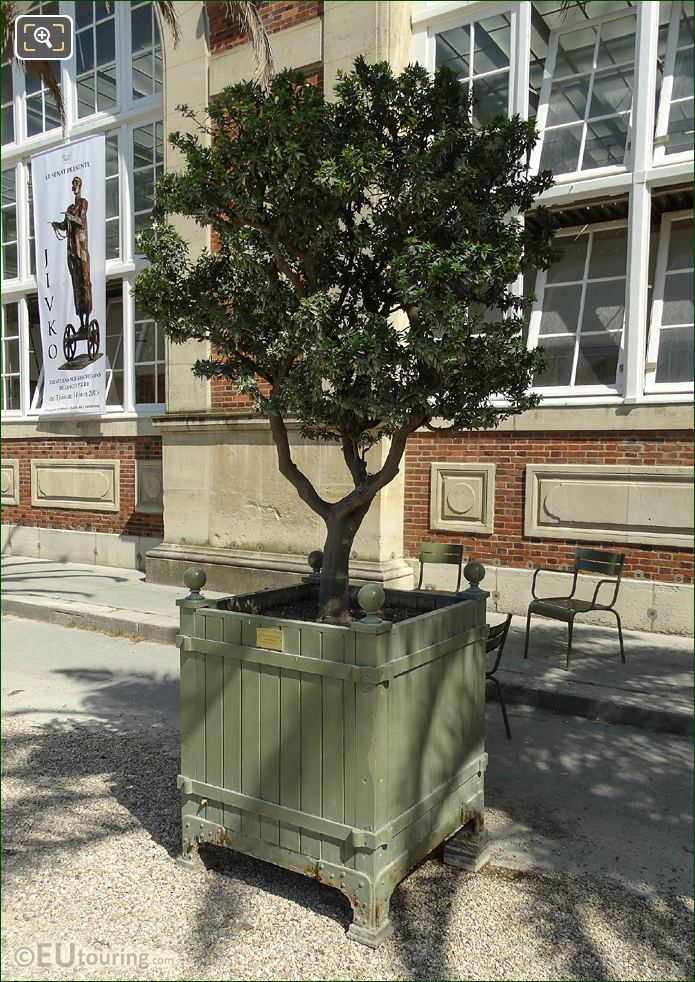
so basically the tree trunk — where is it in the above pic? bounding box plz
[318,508,369,625]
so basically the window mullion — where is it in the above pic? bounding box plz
[569,232,593,387]
[123,276,135,413]
[511,1,530,120]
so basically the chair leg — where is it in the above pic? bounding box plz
[565,618,574,671]
[613,609,625,663]
[489,676,512,740]
[523,610,532,659]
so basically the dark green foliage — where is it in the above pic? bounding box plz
[134,58,556,620]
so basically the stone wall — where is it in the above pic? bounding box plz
[1,436,164,537]
[404,430,693,584]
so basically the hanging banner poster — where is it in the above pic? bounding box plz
[31,134,106,416]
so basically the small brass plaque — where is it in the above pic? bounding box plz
[256,627,283,651]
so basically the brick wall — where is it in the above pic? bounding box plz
[207,1,322,52]
[2,436,163,537]
[404,430,693,584]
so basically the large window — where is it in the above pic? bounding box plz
[528,224,627,392]
[646,211,694,390]
[435,12,512,123]
[1,1,164,417]
[412,0,693,404]
[655,1,694,159]
[534,9,636,178]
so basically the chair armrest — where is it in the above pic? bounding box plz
[531,566,577,601]
[590,578,620,608]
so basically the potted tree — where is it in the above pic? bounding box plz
[135,58,555,946]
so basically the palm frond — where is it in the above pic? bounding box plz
[155,0,180,47]
[224,1,275,93]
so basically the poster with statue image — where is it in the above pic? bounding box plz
[31,134,106,416]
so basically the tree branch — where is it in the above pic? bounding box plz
[341,435,368,488]
[268,412,331,521]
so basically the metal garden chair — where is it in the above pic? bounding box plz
[523,548,626,670]
[486,614,512,739]
[416,542,464,592]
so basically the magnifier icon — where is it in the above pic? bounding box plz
[33,26,53,49]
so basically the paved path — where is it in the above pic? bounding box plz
[2,556,692,734]
[1,616,692,981]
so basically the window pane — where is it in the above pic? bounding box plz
[535,336,575,386]
[472,15,510,74]
[76,1,95,30]
[539,285,582,335]
[135,363,156,403]
[105,287,124,406]
[595,15,636,70]
[539,123,583,175]
[575,331,621,386]
[588,228,628,279]
[96,19,116,65]
[131,4,153,53]
[472,72,508,123]
[27,296,43,404]
[546,77,589,127]
[582,280,626,334]
[582,114,629,169]
[435,26,470,77]
[96,68,117,112]
[667,218,695,270]
[4,336,20,373]
[547,237,588,284]
[134,319,156,362]
[2,59,14,146]
[134,169,155,212]
[589,66,634,118]
[76,30,94,75]
[554,26,598,78]
[667,99,694,154]
[655,326,694,382]
[662,271,694,325]
[672,46,693,101]
[133,52,155,99]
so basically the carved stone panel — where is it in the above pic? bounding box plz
[430,462,495,534]
[31,459,120,512]
[525,464,694,547]
[1,460,19,506]
[136,459,164,514]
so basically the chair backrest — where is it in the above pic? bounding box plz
[418,542,464,566]
[486,613,512,673]
[417,542,464,591]
[573,548,625,579]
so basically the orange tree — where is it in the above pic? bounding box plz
[134,58,556,623]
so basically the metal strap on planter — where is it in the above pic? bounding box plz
[176,626,485,684]
[177,754,487,853]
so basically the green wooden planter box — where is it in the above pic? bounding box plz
[175,575,489,947]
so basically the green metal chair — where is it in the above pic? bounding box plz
[486,614,513,739]
[523,548,626,670]
[416,542,464,592]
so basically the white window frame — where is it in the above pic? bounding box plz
[1,0,164,421]
[529,6,637,184]
[653,0,695,165]
[412,2,531,120]
[644,208,694,394]
[527,219,628,399]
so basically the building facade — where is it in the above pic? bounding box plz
[2,1,693,633]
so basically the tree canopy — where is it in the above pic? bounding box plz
[135,58,557,622]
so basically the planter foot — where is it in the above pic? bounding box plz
[176,839,200,872]
[347,896,393,948]
[443,819,491,873]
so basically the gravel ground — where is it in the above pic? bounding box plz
[1,715,692,982]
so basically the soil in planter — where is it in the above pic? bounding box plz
[235,597,416,624]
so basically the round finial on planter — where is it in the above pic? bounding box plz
[462,560,486,595]
[183,566,206,598]
[357,583,385,623]
[307,550,323,575]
